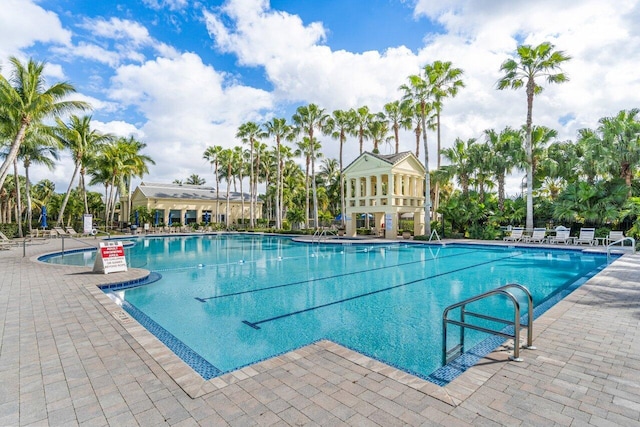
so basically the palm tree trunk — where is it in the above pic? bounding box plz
[305,157,310,228]
[24,162,33,234]
[311,151,318,229]
[80,170,89,214]
[215,162,220,223]
[13,159,23,237]
[339,136,345,227]
[525,78,535,230]
[0,121,28,192]
[57,162,81,227]
[275,140,281,229]
[421,104,431,236]
[249,143,254,228]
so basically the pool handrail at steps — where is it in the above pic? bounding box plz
[442,283,535,365]
[606,236,636,261]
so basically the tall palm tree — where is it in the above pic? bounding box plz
[218,148,235,228]
[400,72,436,235]
[325,109,354,226]
[264,118,293,229]
[53,115,113,227]
[18,124,61,233]
[351,106,373,155]
[368,117,390,154]
[497,41,571,230]
[424,61,465,218]
[236,121,264,228]
[0,57,89,192]
[292,104,328,229]
[232,145,246,225]
[382,100,413,154]
[203,145,223,222]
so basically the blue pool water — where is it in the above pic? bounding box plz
[43,234,609,383]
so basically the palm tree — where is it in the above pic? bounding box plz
[575,128,605,185]
[0,57,90,192]
[236,122,264,228]
[351,106,373,155]
[598,109,640,194]
[53,115,113,227]
[370,116,392,154]
[441,137,475,196]
[186,174,206,185]
[382,100,413,154]
[218,148,234,228]
[18,124,61,233]
[497,41,571,230]
[484,127,523,211]
[203,145,223,222]
[325,109,354,226]
[292,104,328,229]
[264,118,293,229]
[424,60,465,218]
[400,72,436,235]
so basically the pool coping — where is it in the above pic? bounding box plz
[33,236,625,406]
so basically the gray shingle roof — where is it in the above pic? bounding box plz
[138,182,255,202]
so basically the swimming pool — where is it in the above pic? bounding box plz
[43,234,609,384]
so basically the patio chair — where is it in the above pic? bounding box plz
[574,227,596,245]
[605,230,625,245]
[65,227,79,236]
[523,227,547,243]
[503,227,524,242]
[549,227,572,245]
[53,227,67,237]
[0,231,17,249]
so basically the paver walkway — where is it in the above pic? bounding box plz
[1,237,639,426]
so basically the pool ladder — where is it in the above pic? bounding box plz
[442,283,535,365]
[312,227,336,242]
[606,237,636,263]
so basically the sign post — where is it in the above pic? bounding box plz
[93,241,128,274]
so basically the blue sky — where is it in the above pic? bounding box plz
[1,0,639,194]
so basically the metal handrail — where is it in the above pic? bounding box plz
[442,283,535,365]
[606,237,636,260]
[312,228,335,243]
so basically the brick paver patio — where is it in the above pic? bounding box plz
[1,236,639,426]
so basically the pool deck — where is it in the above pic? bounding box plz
[1,236,640,426]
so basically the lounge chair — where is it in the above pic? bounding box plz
[574,227,596,245]
[0,231,17,249]
[605,230,625,245]
[53,227,67,237]
[65,227,79,236]
[549,227,572,245]
[523,227,547,243]
[503,227,524,242]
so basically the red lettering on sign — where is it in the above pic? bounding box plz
[100,246,125,258]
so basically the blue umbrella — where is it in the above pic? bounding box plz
[154,210,159,226]
[168,215,172,226]
[184,212,188,225]
[41,206,47,228]
[134,210,139,226]
[204,212,210,224]
[335,213,344,221]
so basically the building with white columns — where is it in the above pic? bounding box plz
[342,151,426,239]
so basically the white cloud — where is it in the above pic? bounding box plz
[142,0,189,11]
[107,52,273,184]
[0,0,70,59]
